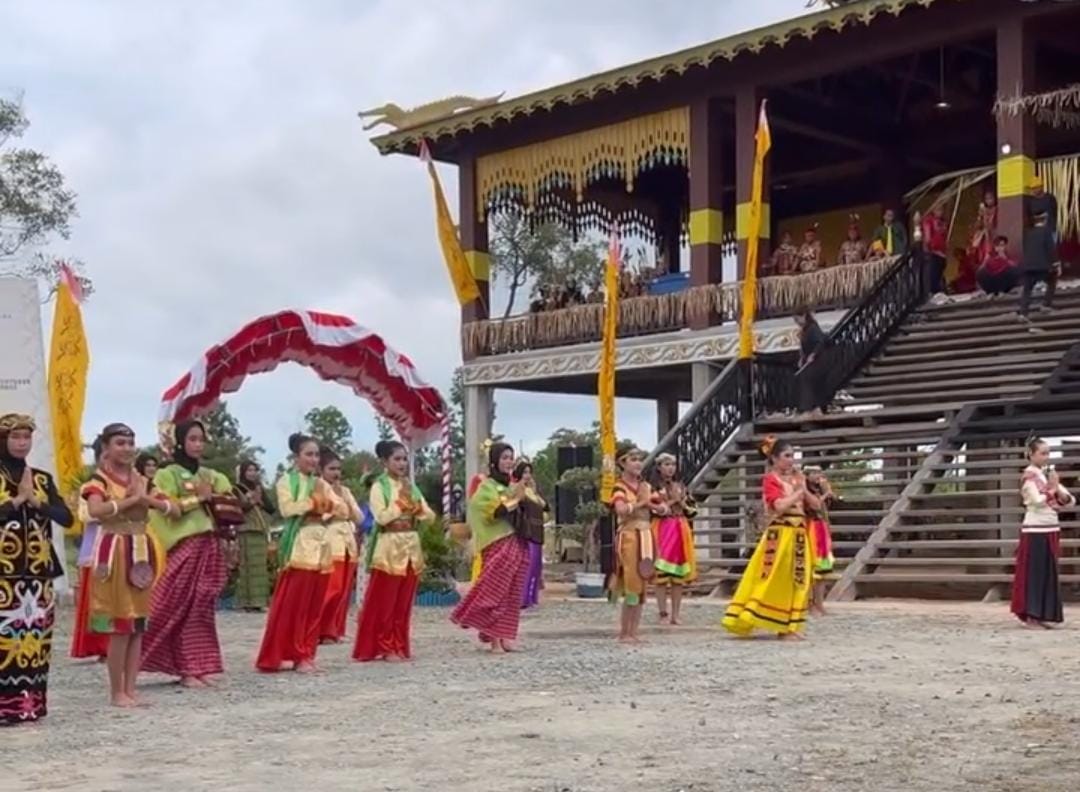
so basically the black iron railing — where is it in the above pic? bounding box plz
[1036,340,1080,399]
[751,352,800,416]
[796,249,925,409]
[644,358,750,482]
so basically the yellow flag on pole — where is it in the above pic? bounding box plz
[738,100,772,360]
[598,231,619,502]
[419,140,481,306]
[48,264,89,537]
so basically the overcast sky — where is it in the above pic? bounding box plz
[4,0,811,466]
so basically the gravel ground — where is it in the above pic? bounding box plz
[10,598,1080,792]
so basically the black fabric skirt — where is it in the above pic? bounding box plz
[1010,531,1063,624]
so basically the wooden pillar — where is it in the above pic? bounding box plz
[996,17,1035,261]
[464,384,494,485]
[656,397,679,440]
[659,202,682,275]
[688,97,725,317]
[735,86,770,280]
[458,153,491,346]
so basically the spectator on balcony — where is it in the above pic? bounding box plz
[837,216,867,266]
[769,231,799,277]
[795,308,827,416]
[976,235,1018,297]
[871,208,908,258]
[968,190,997,267]
[1019,212,1058,324]
[797,225,823,273]
[921,204,949,296]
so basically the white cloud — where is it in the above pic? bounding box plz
[5,0,808,463]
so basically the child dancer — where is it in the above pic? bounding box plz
[804,466,835,616]
[71,438,109,661]
[318,447,362,644]
[650,453,697,625]
[608,444,655,643]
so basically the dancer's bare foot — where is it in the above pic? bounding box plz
[295,661,317,674]
[658,612,670,625]
[180,676,206,688]
[489,642,506,654]
[197,675,218,687]
[811,603,827,617]
[1021,620,1042,630]
[778,632,807,641]
[499,640,520,653]
[1038,621,1059,630]
[110,693,137,708]
[384,654,406,663]
[670,617,683,626]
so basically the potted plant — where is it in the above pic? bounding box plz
[415,521,463,606]
[559,466,609,599]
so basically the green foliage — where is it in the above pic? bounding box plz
[417,521,460,593]
[304,405,353,455]
[199,403,264,480]
[374,417,395,443]
[1,97,78,261]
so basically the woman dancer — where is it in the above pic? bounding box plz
[722,437,818,640]
[141,420,233,688]
[452,442,532,653]
[609,444,655,643]
[234,459,275,612]
[71,438,109,662]
[0,414,73,725]
[651,453,697,625]
[318,447,362,644]
[353,440,434,662]
[256,434,338,672]
[1011,438,1076,628]
[81,423,168,707]
[135,453,159,484]
[805,466,836,617]
[511,460,547,610]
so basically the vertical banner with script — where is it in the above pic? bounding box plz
[0,277,68,589]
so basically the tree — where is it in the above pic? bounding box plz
[199,403,264,480]
[374,417,395,443]
[1,97,78,263]
[304,405,353,455]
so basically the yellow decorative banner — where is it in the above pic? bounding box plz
[420,141,482,306]
[48,264,90,537]
[476,107,689,218]
[738,101,772,361]
[598,232,620,502]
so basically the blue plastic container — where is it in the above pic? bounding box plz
[415,590,462,607]
[647,272,690,296]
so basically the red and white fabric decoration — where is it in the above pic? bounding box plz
[159,310,446,446]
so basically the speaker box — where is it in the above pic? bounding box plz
[556,445,594,475]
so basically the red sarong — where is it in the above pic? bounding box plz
[70,566,109,660]
[140,534,227,678]
[352,566,419,661]
[255,568,329,671]
[451,535,530,643]
[319,559,358,643]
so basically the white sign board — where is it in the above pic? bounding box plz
[0,276,68,589]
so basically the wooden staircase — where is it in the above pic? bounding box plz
[686,287,1080,597]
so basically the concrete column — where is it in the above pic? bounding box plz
[463,383,494,484]
[735,86,771,280]
[458,153,491,339]
[996,17,1035,261]
[691,362,718,403]
[656,398,679,440]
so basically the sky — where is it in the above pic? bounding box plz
[4,0,813,466]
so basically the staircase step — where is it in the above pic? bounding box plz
[872,339,1073,366]
[845,386,1037,408]
[898,312,1080,338]
[866,556,1080,567]
[850,371,1047,397]
[852,360,1059,388]
[885,521,1080,533]
[862,352,1064,376]
[877,538,1080,550]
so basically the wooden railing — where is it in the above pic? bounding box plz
[463,258,896,357]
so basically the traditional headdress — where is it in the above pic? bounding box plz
[760,434,778,457]
[805,222,820,235]
[0,413,35,435]
[97,422,134,445]
[803,464,823,474]
[848,213,861,234]
[655,452,677,465]
[616,442,645,465]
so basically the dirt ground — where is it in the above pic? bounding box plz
[9,596,1080,792]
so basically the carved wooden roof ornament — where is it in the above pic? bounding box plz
[357,94,504,132]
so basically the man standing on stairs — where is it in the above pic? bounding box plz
[795,309,827,416]
[1018,212,1058,329]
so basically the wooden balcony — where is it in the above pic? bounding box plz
[462,257,895,358]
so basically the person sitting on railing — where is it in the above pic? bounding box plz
[797,225,823,273]
[795,308,827,417]
[976,235,1019,298]
[871,208,909,258]
[837,215,867,267]
[769,231,799,277]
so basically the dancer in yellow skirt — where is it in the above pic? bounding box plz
[722,436,819,640]
[608,444,655,643]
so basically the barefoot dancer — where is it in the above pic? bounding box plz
[511,460,547,610]
[451,443,532,653]
[1011,438,1075,628]
[650,453,697,625]
[141,421,234,688]
[805,466,836,616]
[256,434,337,672]
[609,444,655,643]
[233,460,275,612]
[318,447,362,644]
[353,441,434,662]
[81,423,167,707]
[722,437,819,640]
[71,438,109,662]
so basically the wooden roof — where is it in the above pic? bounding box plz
[370,0,948,156]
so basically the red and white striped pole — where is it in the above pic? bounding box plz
[441,415,452,523]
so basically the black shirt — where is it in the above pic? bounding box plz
[800,322,826,360]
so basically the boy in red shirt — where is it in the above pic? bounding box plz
[976,235,1018,297]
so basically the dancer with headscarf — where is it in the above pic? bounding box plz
[80,423,168,706]
[353,440,435,662]
[452,442,532,653]
[141,420,234,688]
[609,444,655,643]
[318,446,362,644]
[510,459,547,610]
[0,414,73,725]
[650,452,697,626]
[71,437,110,662]
[256,433,339,672]
[234,459,275,612]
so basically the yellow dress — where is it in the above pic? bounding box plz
[722,471,814,636]
[607,479,655,606]
[368,475,434,576]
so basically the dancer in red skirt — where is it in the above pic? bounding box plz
[1011,438,1076,628]
[318,447,362,644]
[141,421,234,688]
[353,440,435,662]
[70,439,109,662]
[451,442,531,654]
[256,433,338,672]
